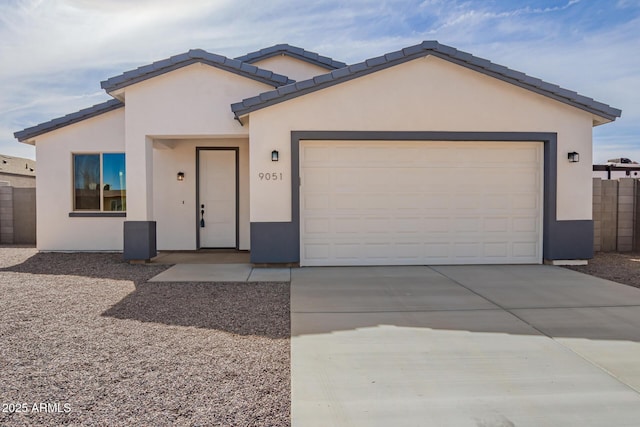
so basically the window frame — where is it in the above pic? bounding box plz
[70,152,126,217]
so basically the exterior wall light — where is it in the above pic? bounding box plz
[272,150,279,161]
[177,172,185,181]
[568,152,579,163]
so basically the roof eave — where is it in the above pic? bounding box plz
[231,42,622,123]
[14,99,124,142]
[236,44,347,70]
[100,51,294,94]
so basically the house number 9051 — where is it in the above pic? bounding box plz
[259,172,283,181]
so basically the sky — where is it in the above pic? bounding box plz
[1,0,639,163]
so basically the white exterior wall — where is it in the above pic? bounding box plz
[251,56,331,82]
[248,56,595,223]
[123,63,272,222]
[33,63,275,251]
[152,138,250,250]
[34,108,125,251]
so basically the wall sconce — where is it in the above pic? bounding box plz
[177,172,185,181]
[568,152,579,163]
[271,150,279,162]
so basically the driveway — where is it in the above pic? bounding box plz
[291,265,640,427]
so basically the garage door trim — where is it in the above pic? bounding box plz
[248,131,593,264]
[300,140,543,265]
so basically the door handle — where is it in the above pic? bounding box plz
[200,204,205,227]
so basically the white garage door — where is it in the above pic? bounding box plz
[300,140,542,266]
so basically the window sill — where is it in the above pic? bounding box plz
[69,212,126,218]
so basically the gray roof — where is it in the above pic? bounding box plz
[231,41,622,121]
[235,44,346,70]
[14,99,124,142]
[101,49,294,93]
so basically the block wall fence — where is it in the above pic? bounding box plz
[593,177,640,253]
[1,180,638,254]
[0,186,36,244]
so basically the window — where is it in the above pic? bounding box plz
[73,153,126,211]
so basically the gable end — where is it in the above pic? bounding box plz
[101,49,295,93]
[14,99,124,142]
[231,41,622,123]
[236,44,346,70]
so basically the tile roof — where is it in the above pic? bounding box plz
[235,44,346,70]
[231,41,622,121]
[14,99,124,142]
[100,49,294,93]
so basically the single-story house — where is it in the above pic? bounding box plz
[0,154,36,188]
[14,41,621,266]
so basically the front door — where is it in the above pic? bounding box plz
[198,149,237,248]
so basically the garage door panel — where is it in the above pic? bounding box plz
[453,217,481,232]
[484,242,509,258]
[304,218,330,234]
[512,194,539,210]
[484,194,510,209]
[513,217,539,232]
[483,217,509,232]
[301,146,331,163]
[513,242,538,258]
[300,140,542,266]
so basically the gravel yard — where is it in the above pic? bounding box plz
[0,247,290,426]
[565,251,640,289]
[2,247,637,426]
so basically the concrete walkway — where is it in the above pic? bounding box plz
[149,263,291,282]
[291,265,640,426]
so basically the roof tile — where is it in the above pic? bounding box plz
[14,99,124,141]
[101,49,292,92]
[365,55,387,67]
[231,41,622,121]
[384,51,405,62]
[348,62,368,73]
[313,73,333,84]
[235,44,346,70]
[330,67,351,79]
[402,45,423,56]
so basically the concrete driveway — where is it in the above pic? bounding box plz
[291,265,640,427]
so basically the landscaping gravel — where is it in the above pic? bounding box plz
[566,251,640,289]
[0,247,290,426]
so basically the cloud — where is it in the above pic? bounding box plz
[1,0,639,163]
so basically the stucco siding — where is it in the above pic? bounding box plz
[248,55,595,223]
[124,63,273,222]
[152,138,250,250]
[34,108,125,251]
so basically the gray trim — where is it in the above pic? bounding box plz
[545,220,594,260]
[231,41,621,121]
[69,212,126,217]
[123,221,157,261]
[250,222,299,263]
[14,99,124,142]
[195,147,240,249]
[249,130,593,264]
[101,49,294,93]
[236,44,346,70]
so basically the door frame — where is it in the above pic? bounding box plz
[195,147,240,249]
